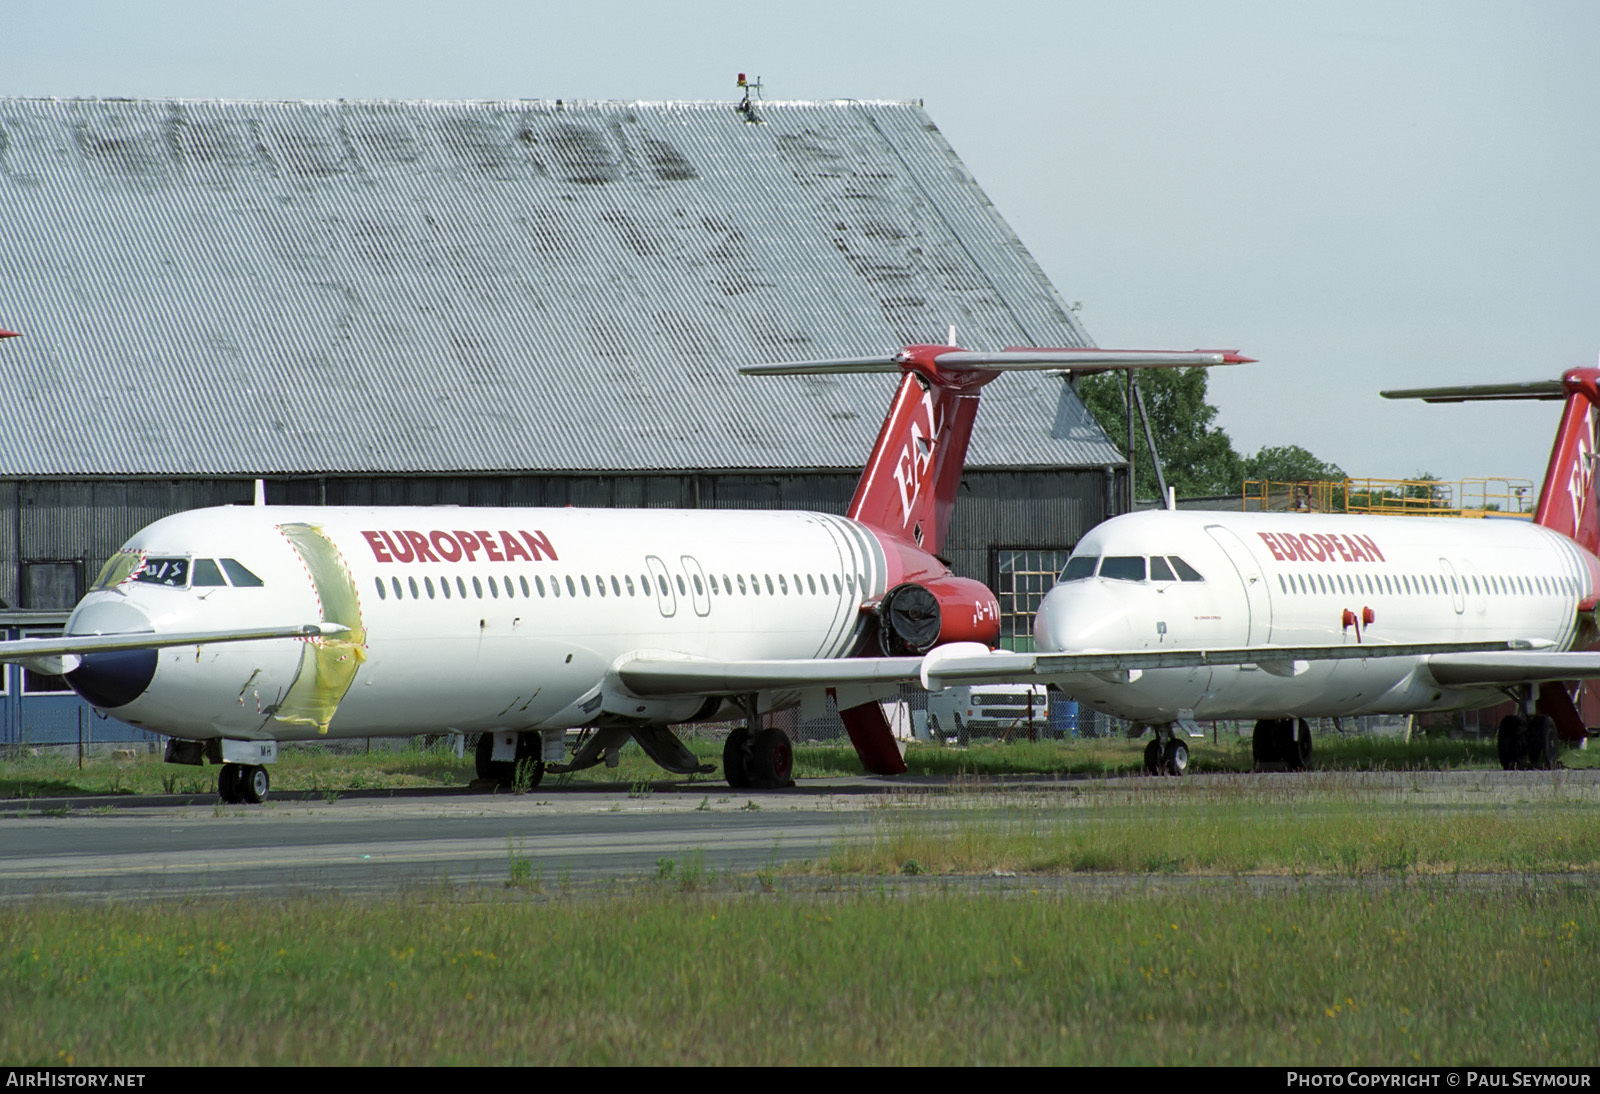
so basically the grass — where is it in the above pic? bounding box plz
[0,886,1592,1066]
[1,730,1594,801]
[818,796,1600,879]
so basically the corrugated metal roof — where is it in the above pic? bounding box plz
[0,97,1122,476]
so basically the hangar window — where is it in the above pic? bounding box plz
[220,559,264,587]
[192,559,227,587]
[993,548,1075,650]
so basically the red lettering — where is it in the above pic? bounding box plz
[380,530,415,563]
[1355,534,1385,561]
[404,530,439,563]
[475,531,505,563]
[361,530,393,563]
[1323,534,1351,562]
[520,529,558,561]
[1300,533,1327,561]
[1344,534,1369,562]
[500,531,532,562]
[430,531,462,562]
[1276,533,1302,561]
[453,531,481,562]
[1259,532,1287,561]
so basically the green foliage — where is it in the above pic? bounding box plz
[1077,368,1241,498]
[1076,368,1351,501]
[1241,444,1345,484]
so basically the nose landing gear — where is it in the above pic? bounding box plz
[218,763,270,804]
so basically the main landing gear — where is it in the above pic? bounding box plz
[1141,726,1190,776]
[217,763,270,804]
[1252,718,1313,771]
[1497,713,1560,770]
[723,696,794,790]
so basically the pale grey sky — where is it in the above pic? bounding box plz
[6,0,1596,491]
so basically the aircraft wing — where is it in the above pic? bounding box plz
[0,624,344,675]
[1421,652,1600,687]
[917,640,1520,689]
[617,656,924,696]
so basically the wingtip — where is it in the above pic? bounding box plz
[0,329,19,339]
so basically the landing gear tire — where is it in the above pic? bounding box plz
[217,764,243,804]
[1251,720,1280,767]
[241,765,270,804]
[1143,738,1162,775]
[1527,715,1559,770]
[1288,719,1313,771]
[1497,715,1527,771]
[1162,739,1190,777]
[746,728,794,789]
[723,728,752,789]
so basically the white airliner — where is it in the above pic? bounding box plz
[0,340,1248,801]
[921,367,1600,775]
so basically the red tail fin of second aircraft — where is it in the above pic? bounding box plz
[1383,365,1600,554]
[1533,369,1600,554]
[743,344,1250,557]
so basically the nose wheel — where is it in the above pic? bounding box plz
[1142,729,1190,776]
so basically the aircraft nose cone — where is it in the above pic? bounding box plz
[1034,584,1137,652]
[63,599,158,709]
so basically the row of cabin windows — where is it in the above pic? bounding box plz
[1277,570,1578,599]
[372,568,868,603]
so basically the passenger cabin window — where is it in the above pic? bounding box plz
[1099,556,1146,582]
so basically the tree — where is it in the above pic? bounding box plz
[1240,445,1345,484]
[1076,368,1242,499]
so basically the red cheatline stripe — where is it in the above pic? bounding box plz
[0,329,19,338]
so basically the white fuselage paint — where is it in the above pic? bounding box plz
[74,506,890,743]
[1035,510,1597,722]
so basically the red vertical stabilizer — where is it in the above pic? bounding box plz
[844,345,999,555]
[1533,368,1600,555]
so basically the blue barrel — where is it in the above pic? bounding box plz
[1050,699,1079,739]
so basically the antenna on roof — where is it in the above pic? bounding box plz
[736,74,763,124]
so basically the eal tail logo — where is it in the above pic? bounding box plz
[891,384,944,526]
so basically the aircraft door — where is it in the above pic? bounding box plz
[680,555,711,617]
[644,555,677,618]
[1205,524,1274,645]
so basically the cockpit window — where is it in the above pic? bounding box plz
[220,559,264,587]
[1059,556,1099,582]
[1170,556,1205,582]
[135,558,190,587]
[1099,556,1146,582]
[191,559,227,587]
[1149,557,1176,582]
[91,551,145,591]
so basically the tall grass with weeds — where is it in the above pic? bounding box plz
[1,887,1591,1065]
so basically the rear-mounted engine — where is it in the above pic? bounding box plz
[876,577,1000,655]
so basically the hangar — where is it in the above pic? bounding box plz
[0,95,1126,745]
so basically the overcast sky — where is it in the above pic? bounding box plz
[7,0,1596,493]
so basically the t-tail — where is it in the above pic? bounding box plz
[1383,366,1600,554]
[744,344,1254,554]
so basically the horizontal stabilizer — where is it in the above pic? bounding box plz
[1381,381,1565,403]
[0,623,344,665]
[742,348,1252,377]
